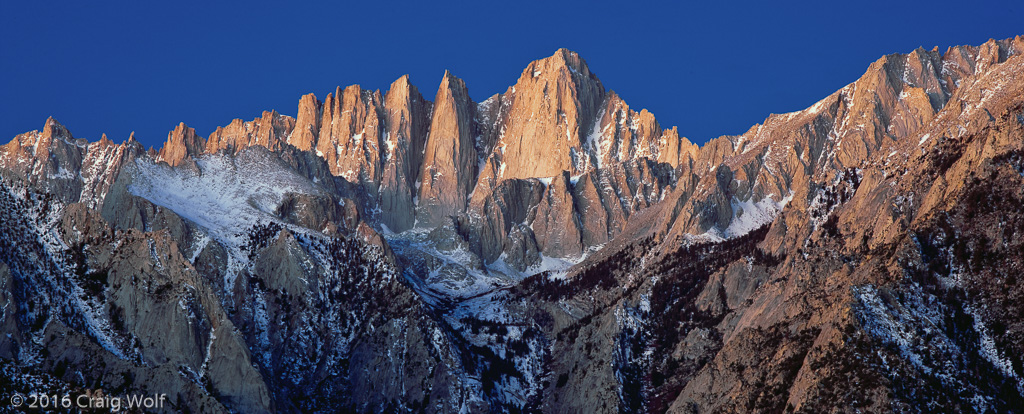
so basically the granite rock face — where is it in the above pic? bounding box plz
[488,48,606,180]
[206,110,295,154]
[316,85,385,186]
[157,122,206,167]
[380,75,431,232]
[288,93,322,152]
[416,71,478,228]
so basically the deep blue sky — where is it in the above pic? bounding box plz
[2,1,1020,148]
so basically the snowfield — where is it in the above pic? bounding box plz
[127,150,321,248]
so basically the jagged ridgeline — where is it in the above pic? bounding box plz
[2,37,1023,413]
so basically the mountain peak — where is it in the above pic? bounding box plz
[41,116,72,141]
[290,93,322,152]
[439,69,465,89]
[391,74,413,90]
[520,48,595,83]
[551,48,587,69]
[157,122,205,166]
[98,133,113,147]
[416,67,476,227]
[486,48,606,180]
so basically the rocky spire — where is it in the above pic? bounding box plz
[157,122,206,167]
[289,93,323,151]
[315,85,385,185]
[40,116,73,143]
[97,133,114,147]
[416,71,477,227]
[379,75,431,232]
[20,116,75,165]
[253,110,294,150]
[655,126,699,168]
[589,92,665,168]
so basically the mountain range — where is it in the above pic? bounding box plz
[1,36,1023,413]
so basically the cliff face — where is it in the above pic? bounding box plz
[416,71,478,228]
[157,122,206,167]
[2,37,1023,413]
[380,75,431,232]
[487,48,606,179]
[288,93,322,152]
[206,110,295,154]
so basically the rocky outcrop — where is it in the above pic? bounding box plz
[157,122,206,167]
[465,178,545,263]
[380,75,431,232]
[0,117,88,202]
[417,71,478,227]
[316,85,385,186]
[532,172,584,258]
[105,229,273,413]
[206,110,296,154]
[656,126,699,168]
[458,157,676,267]
[289,93,322,152]
[588,92,661,167]
[79,132,145,210]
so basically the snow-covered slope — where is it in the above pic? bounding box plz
[128,150,321,248]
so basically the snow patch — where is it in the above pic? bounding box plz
[720,192,794,238]
[585,108,608,169]
[919,133,931,146]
